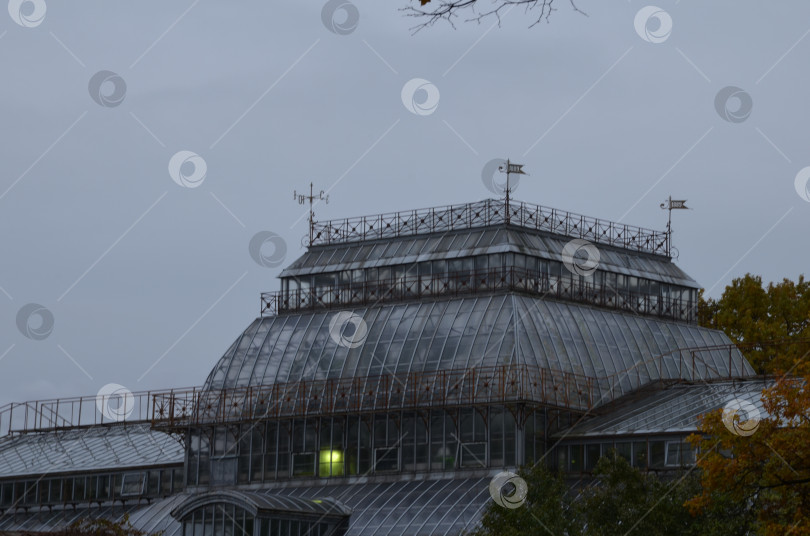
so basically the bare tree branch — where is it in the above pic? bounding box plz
[401,0,587,34]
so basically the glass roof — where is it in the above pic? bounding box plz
[0,477,492,536]
[557,379,770,438]
[268,476,491,536]
[0,495,186,536]
[204,294,753,402]
[281,227,698,288]
[0,423,183,478]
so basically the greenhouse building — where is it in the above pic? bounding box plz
[0,196,763,535]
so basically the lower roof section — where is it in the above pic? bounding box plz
[557,379,771,438]
[0,476,493,536]
[0,494,186,536]
[0,423,183,478]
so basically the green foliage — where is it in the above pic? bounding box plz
[580,454,688,536]
[700,274,810,373]
[472,453,755,536]
[580,453,753,536]
[468,463,580,536]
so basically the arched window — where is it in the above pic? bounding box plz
[182,503,252,536]
[173,491,350,536]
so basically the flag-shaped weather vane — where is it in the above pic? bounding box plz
[498,159,528,225]
[660,196,689,257]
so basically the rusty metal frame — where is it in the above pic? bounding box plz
[150,364,596,431]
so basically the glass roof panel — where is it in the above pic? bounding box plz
[559,380,770,438]
[0,424,183,478]
[203,295,755,404]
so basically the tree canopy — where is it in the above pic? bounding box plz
[471,453,753,536]
[688,366,810,536]
[700,274,810,374]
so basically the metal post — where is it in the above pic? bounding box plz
[505,159,511,225]
[666,196,672,256]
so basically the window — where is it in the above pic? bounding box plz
[585,444,601,472]
[460,443,487,468]
[213,427,236,457]
[292,452,316,477]
[160,470,173,495]
[72,477,86,501]
[633,441,647,468]
[374,446,400,472]
[460,408,486,444]
[172,468,184,492]
[38,481,49,503]
[649,441,666,468]
[147,471,160,496]
[49,479,62,503]
[1,482,12,506]
[570,445,584,472]
[120,473,145,496]
[319,448,344,477]
[665,441,696,467]
[556,446,568,471]
[210,458,237,486]
[183,504,253,536]
[615,442,631,462]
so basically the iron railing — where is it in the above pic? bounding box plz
[0,388,194,438]
[151,365,595,428]
[152,346,754,430]
[310,198,670,256]
[261,266,697,323]
[0,342,767,437]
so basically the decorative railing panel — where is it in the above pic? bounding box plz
[310,199,670,256]
[0,389,169,437]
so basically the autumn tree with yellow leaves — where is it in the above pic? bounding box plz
[688,362,810,535]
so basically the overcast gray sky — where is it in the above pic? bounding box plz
[1,1,809,407]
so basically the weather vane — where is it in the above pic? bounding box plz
[294,183,329,246]
[498,159,527,224]
[660,196,689,257]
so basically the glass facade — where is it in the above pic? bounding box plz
[547,438,697,473]
[186,406,529,486]
[0,467,184,508]
[278,253,699,319]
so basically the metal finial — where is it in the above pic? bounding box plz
[497,159,527,224]
[294,183,329,246]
